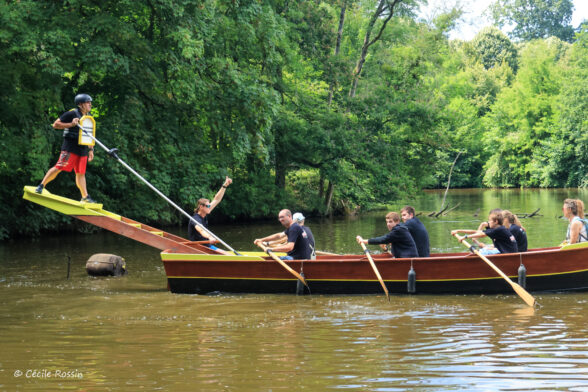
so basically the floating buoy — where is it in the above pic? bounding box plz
[407,265,416,293]
[86,253,127,277]
[518,263,527,288]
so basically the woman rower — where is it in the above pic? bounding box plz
[562,199,587,244]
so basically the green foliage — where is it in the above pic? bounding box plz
[533,26,588,187]
[490,0,575,42]
[1,1,587,240]
[481,38,570,187]
[470,26,519,72]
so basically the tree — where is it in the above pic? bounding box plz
[533,26,588,187]
[0,0,285,237]
[481,38,569,187]
[490,0,575,42]
[470,26,519,72]
[349,0,402,98]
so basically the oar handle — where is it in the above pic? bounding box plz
[315,250,340,256]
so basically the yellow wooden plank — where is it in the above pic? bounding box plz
[561,242,588,251]
[23,186,122,219]
[161,252,265,261]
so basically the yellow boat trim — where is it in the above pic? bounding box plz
[311,267,588,282]
[161,252,266,261]
[512,267,588,278]
[561,242,588,251]
[240,251,287,257]
[161,251,287,261]
[166,276,406,282]
[168,276,298,281]
[408,268,588,282]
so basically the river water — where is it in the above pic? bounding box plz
[1,188,588,391]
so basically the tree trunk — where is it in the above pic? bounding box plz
[325,181,334,215]
[275,159,286,189]
[440,150,463,211]
[349,0,399,98]
[328,3,347,106]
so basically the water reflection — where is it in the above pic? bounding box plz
[2,287,588,390]
[2,188,588,391]
[215,188,587,254]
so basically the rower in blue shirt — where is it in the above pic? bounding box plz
[357,212,418,258]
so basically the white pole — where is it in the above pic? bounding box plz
[78,124,241,255]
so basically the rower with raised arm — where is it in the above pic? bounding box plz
[188,177,232,254]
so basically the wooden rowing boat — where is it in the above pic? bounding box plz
[23,186,588,295]
[160,245,588,295]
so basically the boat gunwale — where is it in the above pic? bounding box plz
[159,246,568,263]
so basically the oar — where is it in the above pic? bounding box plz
[256,242,308,288]
[453,233,536,307]
[358,241,390,301]
[76,124,242,255]
[315,250,340,256]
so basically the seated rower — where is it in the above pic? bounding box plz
[452,209,518,255]
[503,210,527,252]
[254,209,312,260]
[261,212,316,260]
[562,198,587,245]
[400,206,430,257]
[188,177,232,255]
[356,212,418,258]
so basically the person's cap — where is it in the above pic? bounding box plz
[292,212,305,222]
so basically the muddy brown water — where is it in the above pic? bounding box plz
[1,188,587,391]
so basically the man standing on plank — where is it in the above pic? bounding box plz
[35,94,96,203]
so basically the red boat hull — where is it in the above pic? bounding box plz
[161,246,588,295]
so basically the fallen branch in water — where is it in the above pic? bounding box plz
[439,151,463,212]
[442,202,461,216]
[429,204,448,217]
[516,208,542,218]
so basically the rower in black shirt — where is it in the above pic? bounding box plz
[452,209,518,255]
[401,205,430,257]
